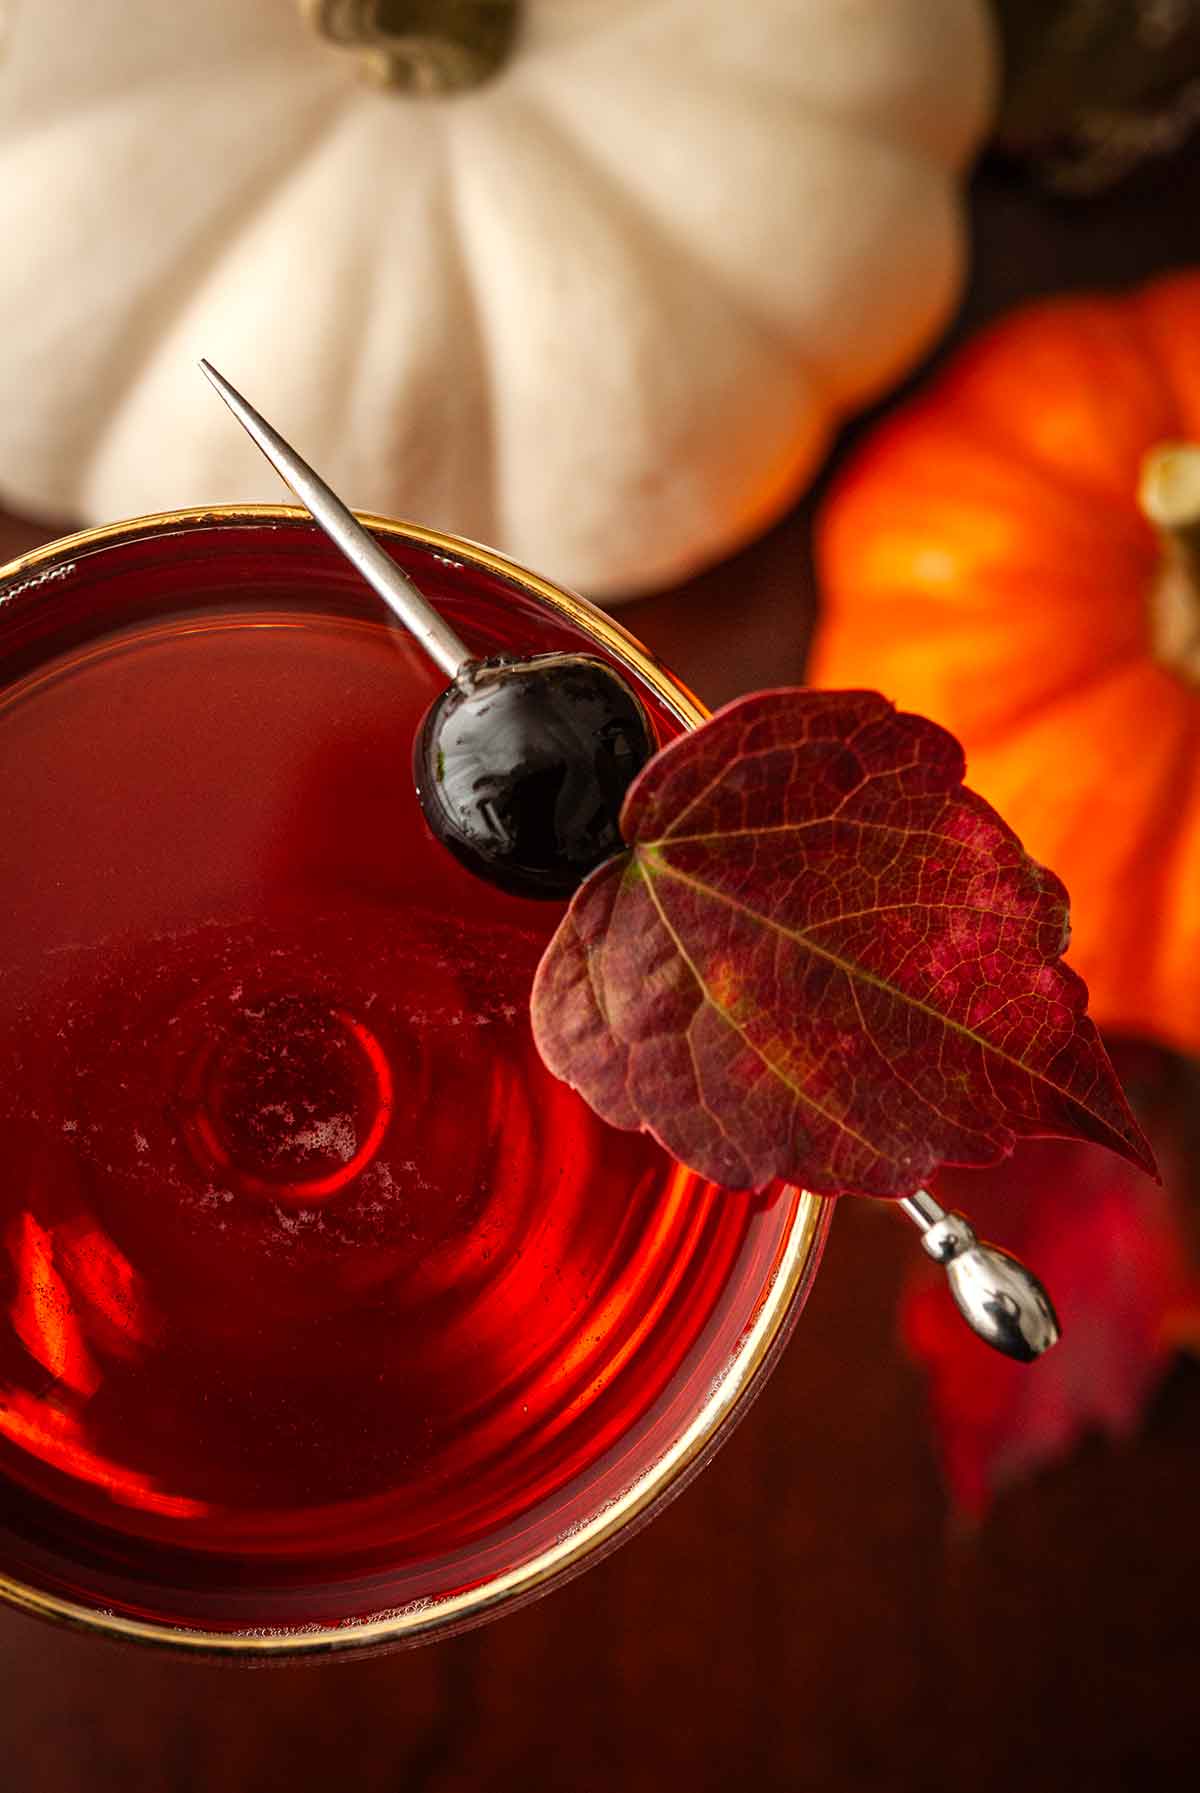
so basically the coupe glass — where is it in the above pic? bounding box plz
[0,507,828,1655]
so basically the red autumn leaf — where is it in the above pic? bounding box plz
[531,690,1152,1197]
[903,1115,1200,1516]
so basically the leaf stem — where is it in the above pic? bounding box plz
[299,0,519,93]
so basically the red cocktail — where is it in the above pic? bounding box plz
[0,510,827,1651]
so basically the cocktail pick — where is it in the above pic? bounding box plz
[199,359,472,680]
[899,1187,1060,1361]
[200,360,1063,1362]
[199,359,656,898]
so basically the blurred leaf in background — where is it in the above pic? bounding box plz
[903,1041,1200,1514]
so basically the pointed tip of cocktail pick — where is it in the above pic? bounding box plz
[197,360,261,444]
[197,360,471,682]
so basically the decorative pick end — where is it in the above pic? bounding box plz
[900,1191,1061,1362]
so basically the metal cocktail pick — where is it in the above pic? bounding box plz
[900,1188,1060,1362]
[198,360,474,682]
[199,360,1062,1364]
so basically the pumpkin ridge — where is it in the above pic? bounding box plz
[1108,690,1200,1029]
[683,0,994,169]
[1130,275,1200,439]
[823,417,1157,567]
[934,639,1142,755]
[78,83,360,505]
[911,300,1183,510]
[1136,303,1200,450]
[441,114,503,548]
[41,83,351,512]
[973,668,1196,1046]
[1155,750,1200,1046]
[520,45,969,411]
[912,391,1170,521]
[519,65,833,374]
[450,81,831,582]
[0,40,334,156]
[632,61,971,174]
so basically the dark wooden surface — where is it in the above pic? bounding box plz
[3,148,1200,1791]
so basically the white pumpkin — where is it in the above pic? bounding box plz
[0,0,995,599]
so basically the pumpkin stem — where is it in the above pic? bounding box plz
[1140,443,1200,686]
[300,0,519,94]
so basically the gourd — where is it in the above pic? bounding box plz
[0,0,994,599]
[810,271,1200,1057]
[993,0,1200,193]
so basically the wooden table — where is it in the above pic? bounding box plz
[3,146,1200,1792]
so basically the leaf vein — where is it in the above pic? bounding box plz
[650,816,1008,855]
[638,852,1090,1113]
[637,859,879,1159]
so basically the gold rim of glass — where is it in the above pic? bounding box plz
[0,505,829,1656]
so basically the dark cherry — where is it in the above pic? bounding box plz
[414,653,655,899]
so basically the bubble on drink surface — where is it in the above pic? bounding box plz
[172,986,397,1202]
[276,1113,358,1167]
[414,653,655,899]
[273,1206,326,1239]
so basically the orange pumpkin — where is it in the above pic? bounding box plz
[810,271,1200,1058]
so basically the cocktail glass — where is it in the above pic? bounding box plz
[0,507,828,1654]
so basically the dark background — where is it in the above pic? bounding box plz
[2,146,1199,1791]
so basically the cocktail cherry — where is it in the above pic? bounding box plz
[415,652,653,899]
[199,360,653,900]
